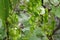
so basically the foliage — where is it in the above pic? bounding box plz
[0,0,60,40]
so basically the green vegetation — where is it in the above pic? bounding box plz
[0,0,60,40]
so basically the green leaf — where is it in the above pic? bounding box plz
[51,6,60,18]
[0,0,9,22]
[55,7,60,18]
